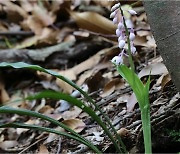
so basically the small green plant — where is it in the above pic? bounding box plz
[110,2,152,153]
[166,129,180,142]
[0,62,126,153]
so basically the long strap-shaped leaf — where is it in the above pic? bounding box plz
[117,64,152,153]
[26,91,122,151]
[0,122,101,153]
[0,62,126,153]
[0,106,100,153]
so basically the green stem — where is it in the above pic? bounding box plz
[119,7,135,72]
[119,6,136,89]
[141,104,152,154]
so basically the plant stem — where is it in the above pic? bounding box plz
[141,103,152,154]
[119,7,135,73]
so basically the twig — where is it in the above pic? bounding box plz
[0,31,34,36]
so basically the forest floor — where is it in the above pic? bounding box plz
[0,1,179,153]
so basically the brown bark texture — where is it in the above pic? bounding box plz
[144,1,180,91]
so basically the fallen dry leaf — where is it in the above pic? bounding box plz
[61,106,82,120]
[62,118,86,133]
[56,69,76,94]
[23,15,44,35]
[136,30,150,37]
[56,46,103,92]
[87,71,104,92]
[14,36,39,49]
[0,78,10,104]
[127,93,137,112]
[38,144,49,154]
[44,127,64,144]
[138,62,168,78]
[69,11,116,35]
[19,0,34,12]
[117,128,130,138]
[134,35,148,47]
[14,28,57,49]
[161,74,171,90]
[101,78,124,97]
[0,140,18,150]
[32,4,55,27]
[16,119,36,135]
[0,1,28,18]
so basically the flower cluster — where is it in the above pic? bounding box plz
[110,3,137,65]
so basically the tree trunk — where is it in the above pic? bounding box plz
[143,1,180,91]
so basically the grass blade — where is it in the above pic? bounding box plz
[0,106,100,152]
[0,62,126,153]
[0,122,101,153]
[26,90,123,152]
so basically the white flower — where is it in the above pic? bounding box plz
[131,46,136,54]
[118,35,124,42]
[111,3,120,12]
[118,22,124,30]
[116,29,121,37]
[129,32,135,41]
[113,17,118,24]
[128,9,137,15]
[111,56,123,65]
[119,40,125,49]
[110,11,116,18]
[125,19,134,29]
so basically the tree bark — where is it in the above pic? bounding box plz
[144,1,180,91]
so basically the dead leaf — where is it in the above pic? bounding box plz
[14,36,39,49]
[101,78,124,97]
[39,105,54,114]
[0,140,18,150]
[146,35,157,48]
[161,74,171,90]
[37,71,53,81]
[0,1,28,18]
[87,71,104,92]
[56,69,76,94]
[33,4,55,27]
[56,46,102,92]
[62,118,85,133]
[127,93,137,112]
[136,30,150,37]
[24,15,44,35]
[138,62,168,78]
[19,0,34,12]
[0,78,10,104]
[69,11,116,34]
[44,127,64,144]
[15,28,57,49]
[117,128,130,138]
[38,144,49,154]
[61,106,82,120]
[17,119,35,135]
[134,36,148,47]
[92,0,114,8]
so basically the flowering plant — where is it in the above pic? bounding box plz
[110,2,152,154]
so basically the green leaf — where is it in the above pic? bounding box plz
[0,122,101,153]
[26,90,122,152]
[0,62,125,153]
[117,65,145,108]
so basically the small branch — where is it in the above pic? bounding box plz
[0,31,34,36]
